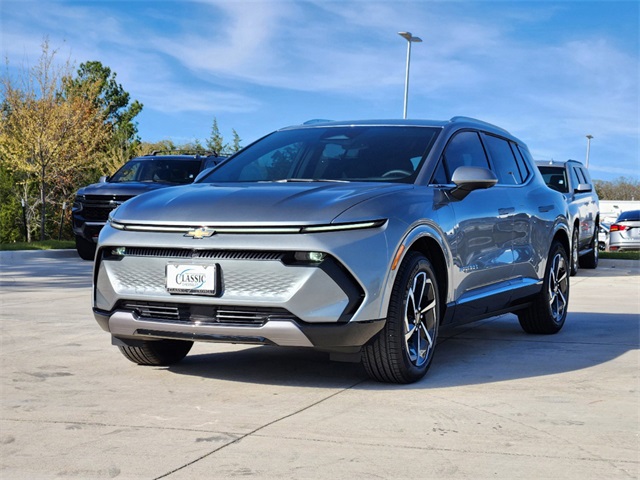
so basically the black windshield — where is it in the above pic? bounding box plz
[110,159,202,184]
[199,126,439,183]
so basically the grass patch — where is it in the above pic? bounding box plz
[600,250,640,261]
[0,240,75,251]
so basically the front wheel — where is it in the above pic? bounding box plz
[362,252,440,384]
[118,339,193,366]
[518,241,569,334]
[75,235,96,261]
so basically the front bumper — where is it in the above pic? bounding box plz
[94,308,385,350]
[93,221,397,350]
[72,216,106,242]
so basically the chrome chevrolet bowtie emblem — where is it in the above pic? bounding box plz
[185,227,216,239]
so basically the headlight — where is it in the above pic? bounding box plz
[294,251,326,263]
[73,194,85,211]
[301,219,387,233]
[108,208,122,228]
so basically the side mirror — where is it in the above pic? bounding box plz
[99,175,108,183]
[449,166,498,200]
[575,183,592,193]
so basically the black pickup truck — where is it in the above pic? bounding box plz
[72,152,222,260]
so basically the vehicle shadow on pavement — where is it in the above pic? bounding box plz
[168,346,368,388]
[417,311,639,389]
[166,311,638,390]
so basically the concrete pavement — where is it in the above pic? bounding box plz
[1,251,638,479]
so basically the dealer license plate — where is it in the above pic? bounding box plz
[166,264,218,296]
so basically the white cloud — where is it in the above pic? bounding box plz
[1,0,637,179]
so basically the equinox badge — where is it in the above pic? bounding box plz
[185,227,216,239]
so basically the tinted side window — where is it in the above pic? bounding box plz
[538,166,569,193]
[510,142,530,181]
[618,210,640,221]
[579,166,592,185]
[572,166,584,184]
[568,165,581,189]
[432,131,489,184]
[516,144,540,183]
[482,134,523,185]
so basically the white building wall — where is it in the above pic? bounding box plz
[600,200,640,224]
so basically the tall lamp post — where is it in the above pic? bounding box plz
[398,31,422,119]
[585,134,593,168]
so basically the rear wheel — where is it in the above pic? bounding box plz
[118,339,193,366]
[579,227,599,269]
[75,235,96,261]
[518,241,569,334]
[362,252,440,384]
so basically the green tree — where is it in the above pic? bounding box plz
[206,117,226,154]
[0,164,26,242]
[594,177,640,201]
[231,129,242,153]
[183,139,208,155]
[62,61,143,173]
[0,40,109,240]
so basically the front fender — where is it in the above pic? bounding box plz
[377,221,454,320]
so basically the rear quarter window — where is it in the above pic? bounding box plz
[617,210,640,222]
[482,134,524,185]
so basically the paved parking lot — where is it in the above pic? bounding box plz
[1,250,638,479]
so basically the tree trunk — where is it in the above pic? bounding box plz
[40,162,46,241]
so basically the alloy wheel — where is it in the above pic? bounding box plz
[548,252,569,323]
[404,271,438,367]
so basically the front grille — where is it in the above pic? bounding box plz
[120,301,298,327]
[83,205,117,221]
[122,247,284,261]
[80,196,134,221]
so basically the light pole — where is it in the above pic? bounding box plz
[585,134,593,168]
[398,31,422,119]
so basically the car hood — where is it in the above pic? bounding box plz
[113,182,412,225]
[77,182,176,197]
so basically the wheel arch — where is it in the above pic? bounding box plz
[407,237,449,322]
[553,223,571,259]
[390,224,452,324]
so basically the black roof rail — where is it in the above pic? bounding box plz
[449,116,511,135]
[145,150,220,157]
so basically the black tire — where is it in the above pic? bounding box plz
[75,235,96,261]
[579,227,599,269]
[518,241,569,334]
[569,228,579,276]
[118,339,193,366]
[362,252,440,384]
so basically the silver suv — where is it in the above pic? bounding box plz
[536,159,599,275]
[93,118,571,384]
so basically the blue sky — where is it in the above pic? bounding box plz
[1,0,638,181]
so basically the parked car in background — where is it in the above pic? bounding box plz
[72,152,224,260]
[92,117,571,384]
[609,210,640,251]
[598,223,610,251]
[536,159,599,275]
